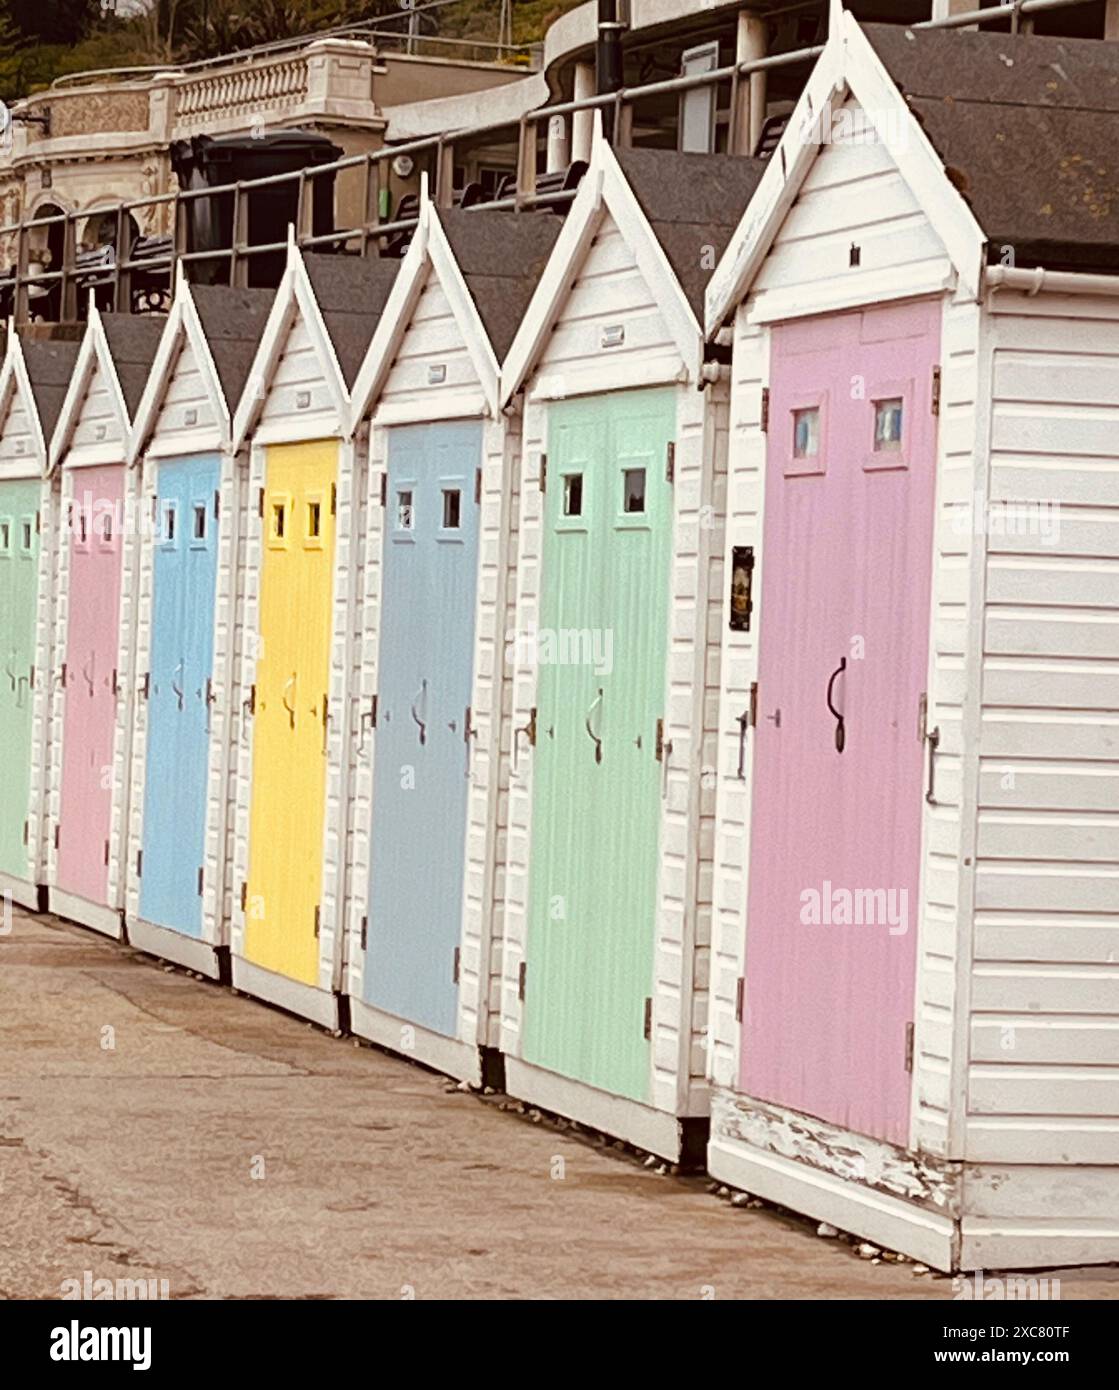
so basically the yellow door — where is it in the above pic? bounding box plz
[245,440,337,985]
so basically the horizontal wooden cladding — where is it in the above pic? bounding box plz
[975,915,1119,964]
[972,1016,1119,1065]
[974,865,1118,914]
[970,1064,1119,1118]
[971,962,1119,1014]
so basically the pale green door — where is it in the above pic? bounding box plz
[523,388,675,1101]
[0,480,41,879]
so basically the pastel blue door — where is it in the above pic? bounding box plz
[139,454,221,936]
[365,422,482,1035]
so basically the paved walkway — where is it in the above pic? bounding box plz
[3,908,1116,1300]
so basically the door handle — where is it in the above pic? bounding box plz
[281,673,297,730]
[410,679,427,746]
[81,655,95,695]
[171,659,185,711]
[513,706,536,773]
[463,705,476,779]
[4,652,15,690]
[925,724,941,805]
[826,657,847,754]
[205,677,217,734]
[585,688,603,764]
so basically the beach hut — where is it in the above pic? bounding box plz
[343,194,561,1083]
[124,275,274,977]
[46,308,164,938]
[229,246,398,1028]
[704,10,1119,1271]
[0,330,78,911]
[497,133,764,1159]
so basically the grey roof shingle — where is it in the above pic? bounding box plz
[864,23,1119,271]
[439,209,564,359]
[20,338,80,445]
[614,148,767,316]
[303,254,400,388]
[190,285,275,410]
[100,313,166,421]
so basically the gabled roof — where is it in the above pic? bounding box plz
[129,277,274,461]
[707,11,1119,333]
[20,338,81,446]
[614,147,766,318]
[864,23,1119,272]
[348,193,562,427]
[502,127,765,403]
[439,208,563,360]
[191,285,275,408]
[50,304,166,469]
[303,253,400,389]
[233,244,400,448]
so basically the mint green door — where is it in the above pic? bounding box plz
[523,388,675,1101]
[0,480,41,880]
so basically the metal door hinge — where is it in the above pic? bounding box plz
[538,453,547,492]
[655,717,667,763]
[735,977,745,1024]
[240,882,247,910]
[518,961,527,1002]
[360,915,367,951]
[245,684,256,717]
[140,672,150,700]
[197,866,204,896]
[453,946,461,985]
[314,906,321,939]
[380,472,388,507]
[257,487,264,517]
[54,825,60,849]
[214,489,220,519]
[918,692,928,743]
[643,997,653,1040]
[136,850,142,877]
[905,1021,915,1073]
[760,387,770,434]
[23,819,29,845]
[931,366,942,417]
[330,483,337,516]
[474,466,482,504]
[665,441,675,484]
[103,839,110,866]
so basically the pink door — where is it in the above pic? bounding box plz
[57,464,125,905]
[742,299,941,1145]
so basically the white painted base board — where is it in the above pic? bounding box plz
[48,887,123,940]
[349,997,483,1086]
[126,915,224,980]
[504,1056,688,1161]
[231,955,339,1031]
[708,1134,957,1272]
[0,868,41,913]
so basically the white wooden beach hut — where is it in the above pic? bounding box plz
[705,10,1119,1271]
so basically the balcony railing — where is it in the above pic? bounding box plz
[0,0,1102,323]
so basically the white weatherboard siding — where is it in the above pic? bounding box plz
[967,294,1119,1171]
[253,309,343,443]
[748,101,955,327]
[146,338,222,456]
[0,391,38,474]
[375,268,487,419]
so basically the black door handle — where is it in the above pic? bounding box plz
[826,657,846,754]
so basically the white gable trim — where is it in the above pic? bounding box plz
[0,330,49,477]
[231,242,350,452]
[49,300,131,472]
[127,267,231,464]
[347,191,502,430]
[500,124,705,405]
[704,10,987,335]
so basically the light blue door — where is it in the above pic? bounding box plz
[365,422,482,1035]
[139,454,221,936]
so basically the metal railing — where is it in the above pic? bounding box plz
[0,0,1103,322]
